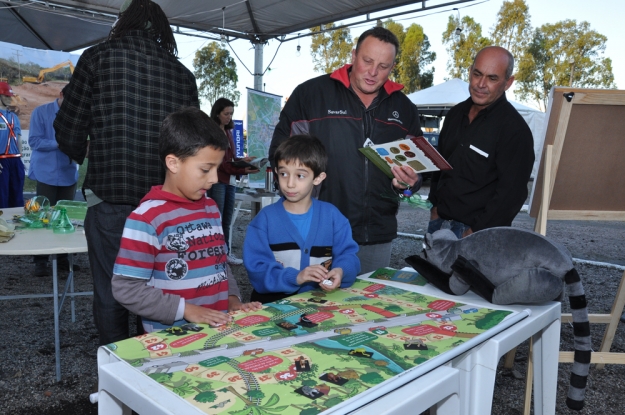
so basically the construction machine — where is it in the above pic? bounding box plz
[23,60,75,84]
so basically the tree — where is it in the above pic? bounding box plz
[396,23,436,92]
[310,23,353,74]
[442,15,491,80]
[192,42,240,107]
[515,20,616,110]
[489,0,532,73]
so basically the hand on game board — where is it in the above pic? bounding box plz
[183,302,232,326]
[296,265,328,286]
[228,295,262,313]
[320,267,343,291]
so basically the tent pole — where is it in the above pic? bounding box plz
[253,41,264,91]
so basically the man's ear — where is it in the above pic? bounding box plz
[165,154,179,174]
[351,48,357,63]
[504,75,515,91]
[313,172,327,186]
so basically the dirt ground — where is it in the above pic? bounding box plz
[0,190,624,415]
[10,82,67,129]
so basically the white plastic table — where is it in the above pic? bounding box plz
[0,206,91,381]
[229,190,280,247]
[94,271,561,415]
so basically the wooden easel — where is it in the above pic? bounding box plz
[509,87,625,415]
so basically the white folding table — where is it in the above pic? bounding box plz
[229,190,280,248]
[95,271,561,415]
[0,206,91,381]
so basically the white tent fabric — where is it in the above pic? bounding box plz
[407,79,546,178]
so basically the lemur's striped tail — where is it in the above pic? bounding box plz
[565,268,591,410]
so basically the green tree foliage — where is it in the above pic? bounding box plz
[192,42,240,107]
[442,15,491,80]
[194,390,217,403]
[382,20,435,92]
[489,0,532,73]
[515,20,616,110]
[397,23,436,92]
[360,372,384,385]
[310,23,353,74]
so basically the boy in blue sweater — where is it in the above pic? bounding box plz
[243,135,360,303]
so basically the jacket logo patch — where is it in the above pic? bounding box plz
[328,109,347,115]
[392,111,399,118]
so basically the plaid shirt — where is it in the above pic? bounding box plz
[54,30,199,206]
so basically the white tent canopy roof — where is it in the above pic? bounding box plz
[0,0,478,51]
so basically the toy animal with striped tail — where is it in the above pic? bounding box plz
[405,227,590,410]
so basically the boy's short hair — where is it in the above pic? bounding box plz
[159,107,228,163]
[273,135,327,177]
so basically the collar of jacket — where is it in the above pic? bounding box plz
[330,64,405,95]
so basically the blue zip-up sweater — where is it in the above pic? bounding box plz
[243,198,360,295]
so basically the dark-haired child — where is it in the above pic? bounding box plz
[243,135,360,303]
[112,107,261,333]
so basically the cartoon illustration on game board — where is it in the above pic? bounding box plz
[106,279,515,414]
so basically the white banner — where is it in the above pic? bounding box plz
[246,88,282,188]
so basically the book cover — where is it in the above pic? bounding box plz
[359,135,452,179]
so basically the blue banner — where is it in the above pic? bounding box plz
[233,120,245,158]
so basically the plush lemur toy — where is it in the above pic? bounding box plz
[405,227,590,411]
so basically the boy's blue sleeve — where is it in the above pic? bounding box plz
[330,208,361,287]
[243,211,300,294]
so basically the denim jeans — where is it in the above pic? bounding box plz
[85,201,135,345]
[207,182,235,252]
[427,218,470,239]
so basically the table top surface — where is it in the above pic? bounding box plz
[0,207,88,255]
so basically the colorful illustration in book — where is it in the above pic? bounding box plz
[359,135,452,179]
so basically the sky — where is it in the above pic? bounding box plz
[173,0,623,117]
[1,0,622,120]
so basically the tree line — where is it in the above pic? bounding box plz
[192,0,615,111]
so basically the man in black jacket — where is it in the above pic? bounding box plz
[427,46,534,238]
[270,27,423,274]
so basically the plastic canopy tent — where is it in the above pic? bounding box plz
[407,78,546,178]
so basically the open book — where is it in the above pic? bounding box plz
[359,135,452,178]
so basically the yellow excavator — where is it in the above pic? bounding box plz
[23,60,75,84]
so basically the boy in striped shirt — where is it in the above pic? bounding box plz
[112,107,261,333]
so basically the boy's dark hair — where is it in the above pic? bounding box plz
[273,135,327,177]
[355,26,399,57]
[159,107,228,163]
[210,97,235,130]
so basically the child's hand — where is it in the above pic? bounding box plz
[296,265,328,285]
[228,295,262,313]
[320,268,343,291]
[184,303,232,326]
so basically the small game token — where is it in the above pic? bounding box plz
[322,280,333,286]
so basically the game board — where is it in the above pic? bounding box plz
[367,267,429,286]
[106,279,516,414]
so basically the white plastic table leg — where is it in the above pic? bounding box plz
[531,318,560,415]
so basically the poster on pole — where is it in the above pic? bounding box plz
[246,88,282,188]
[232,119,245,158]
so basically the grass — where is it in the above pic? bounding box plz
[23,160,88,193]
